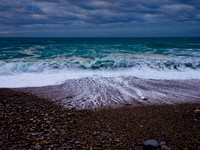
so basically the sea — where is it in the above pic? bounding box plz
[0,37,200,109]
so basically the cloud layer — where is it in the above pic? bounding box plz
[0,0,200,36]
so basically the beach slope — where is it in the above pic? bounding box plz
[1,88,200,149]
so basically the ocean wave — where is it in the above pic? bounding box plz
[0,55,200,74]
[0,61,200,88]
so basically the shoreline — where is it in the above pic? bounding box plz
[1,88,200,149]
[12,77,200,110]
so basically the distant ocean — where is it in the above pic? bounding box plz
[1,37,200,109]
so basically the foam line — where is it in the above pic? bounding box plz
[19,77,200,109]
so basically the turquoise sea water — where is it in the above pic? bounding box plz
[0,37,200,87]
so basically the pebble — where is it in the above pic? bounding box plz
[45,133,50,136]
[77,131,83,136]
[194,109,200,114]
[1,89,200,150]
[75,140,80,144]
[49,145,54,149]
[93,131,97,136]
[194,105,200,114]
[67,113,72,116]
[34,143,41,150]
[50,117,54,120]
[142,97,149,101]
[161,145,171,150]
[66,118,71,121]
[144,139,158,147]
[46,121,51,124]
[115,138,120,142]
[159,141,166,146]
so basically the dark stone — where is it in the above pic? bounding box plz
[144,139,158,149]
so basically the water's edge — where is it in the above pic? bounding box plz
[14,76,200,110]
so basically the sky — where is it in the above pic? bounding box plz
[0,0,200,37]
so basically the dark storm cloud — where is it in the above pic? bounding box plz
[0,0,199,36]
[0,0,199,25]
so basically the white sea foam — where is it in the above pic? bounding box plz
[0,66,200,88]
[20,76,200,109]
[0,53,200,88]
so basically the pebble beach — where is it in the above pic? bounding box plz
[1,88,200,149]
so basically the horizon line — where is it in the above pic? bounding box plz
[0,36,200,38]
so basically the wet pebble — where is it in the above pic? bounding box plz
[159,141,166,146]
[144,139,158,147]
[161,145,171,150]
